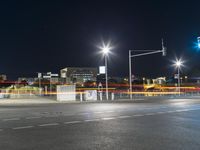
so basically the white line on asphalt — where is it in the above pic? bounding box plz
[3,118,20,121]
[106,111,115,113]
[13,126,34,130]
[64,121,82,124]
[26,116,41,119]
[79,113,90,115]
[117,116,131,119]
[94,112,104,114]
[101,117,116,120]
[145,113,155,116]
[166,111,175,113]
[157,112,166,114]
[133,114,144,117]
[39,123,59,127]
[84,119,100,122]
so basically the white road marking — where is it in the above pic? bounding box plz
[39,123,59,127]
[94,112,104,114]
[106,111,115,113]
[3,118,20,121]
[84,119,100,122]
[101,117,116,120]
[157,112,165,114]
[79,113,90,115]
[26,116,41,119]
[64,121,82,124]
[166,111,175,113]
[145,113,155,116]
[13,126,34,130]
[133,114,144,117]
[117,116,131,119]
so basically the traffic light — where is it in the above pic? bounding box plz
[162,47,167,56]
[161,38,167,56]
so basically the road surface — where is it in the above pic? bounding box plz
[0,97,200,150]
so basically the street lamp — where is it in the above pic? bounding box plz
[100,44,111,100]
[174,59,183,96]
[197,37,200,48]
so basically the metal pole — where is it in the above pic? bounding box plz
[105,55,108,100]
[50,77,52,96]
[178,67,180,96]
[39,77,41,95]
[129,50,132,99]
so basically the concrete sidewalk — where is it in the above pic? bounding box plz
[0,98,59,105]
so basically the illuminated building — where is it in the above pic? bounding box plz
[60,67,97,84]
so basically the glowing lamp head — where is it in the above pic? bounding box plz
[102,46,110,54]
[175,60,182,68]
[198,43,200,48]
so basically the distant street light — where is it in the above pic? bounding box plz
[197,37,200,48]
[100,43,112,100]
[174,59,183,96]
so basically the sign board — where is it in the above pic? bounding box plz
[51,74,59,77]
[174,74,179,79]
[84,90,97,101]
[38,73,42,78]
[57,85,76,101]
[99,66,105,74]
[43,75,51,78]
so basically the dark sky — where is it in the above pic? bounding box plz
[0,0,200,79]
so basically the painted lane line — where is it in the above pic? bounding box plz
[145,113,155,116]
[79,113,90,115]
[101,117,116,120]
[133,114,144,117]
[13,126,34,130]
[26,116,41,119]
[84,119,101,122]
[117,116,131,119]
[166,111,175,113]
[94,112,104,114]
[106,111,115,113]
[3,118,20,121]
[39,123,59,127]
[64,121,82,124]
[157,112,166,114]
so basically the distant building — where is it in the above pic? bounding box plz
[18,77,38,85]
[0,74,7,81]
[60,67,98,84]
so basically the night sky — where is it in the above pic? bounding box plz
[0,0,200,79]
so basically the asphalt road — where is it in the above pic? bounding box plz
[0,97,200,150]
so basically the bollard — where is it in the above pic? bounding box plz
[99,92,102,101]
[111,93,114,100]
[80,93,83,102]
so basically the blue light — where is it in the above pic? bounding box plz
[197,37,200,48]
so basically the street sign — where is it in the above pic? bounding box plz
[38,73,42,78]
[174,74,179,79]
[43,75,51,78]
[99,66,105,74]
[51,74,59,77]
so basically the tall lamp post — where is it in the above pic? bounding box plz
[101,45,111,100]
[174,59,183,96]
